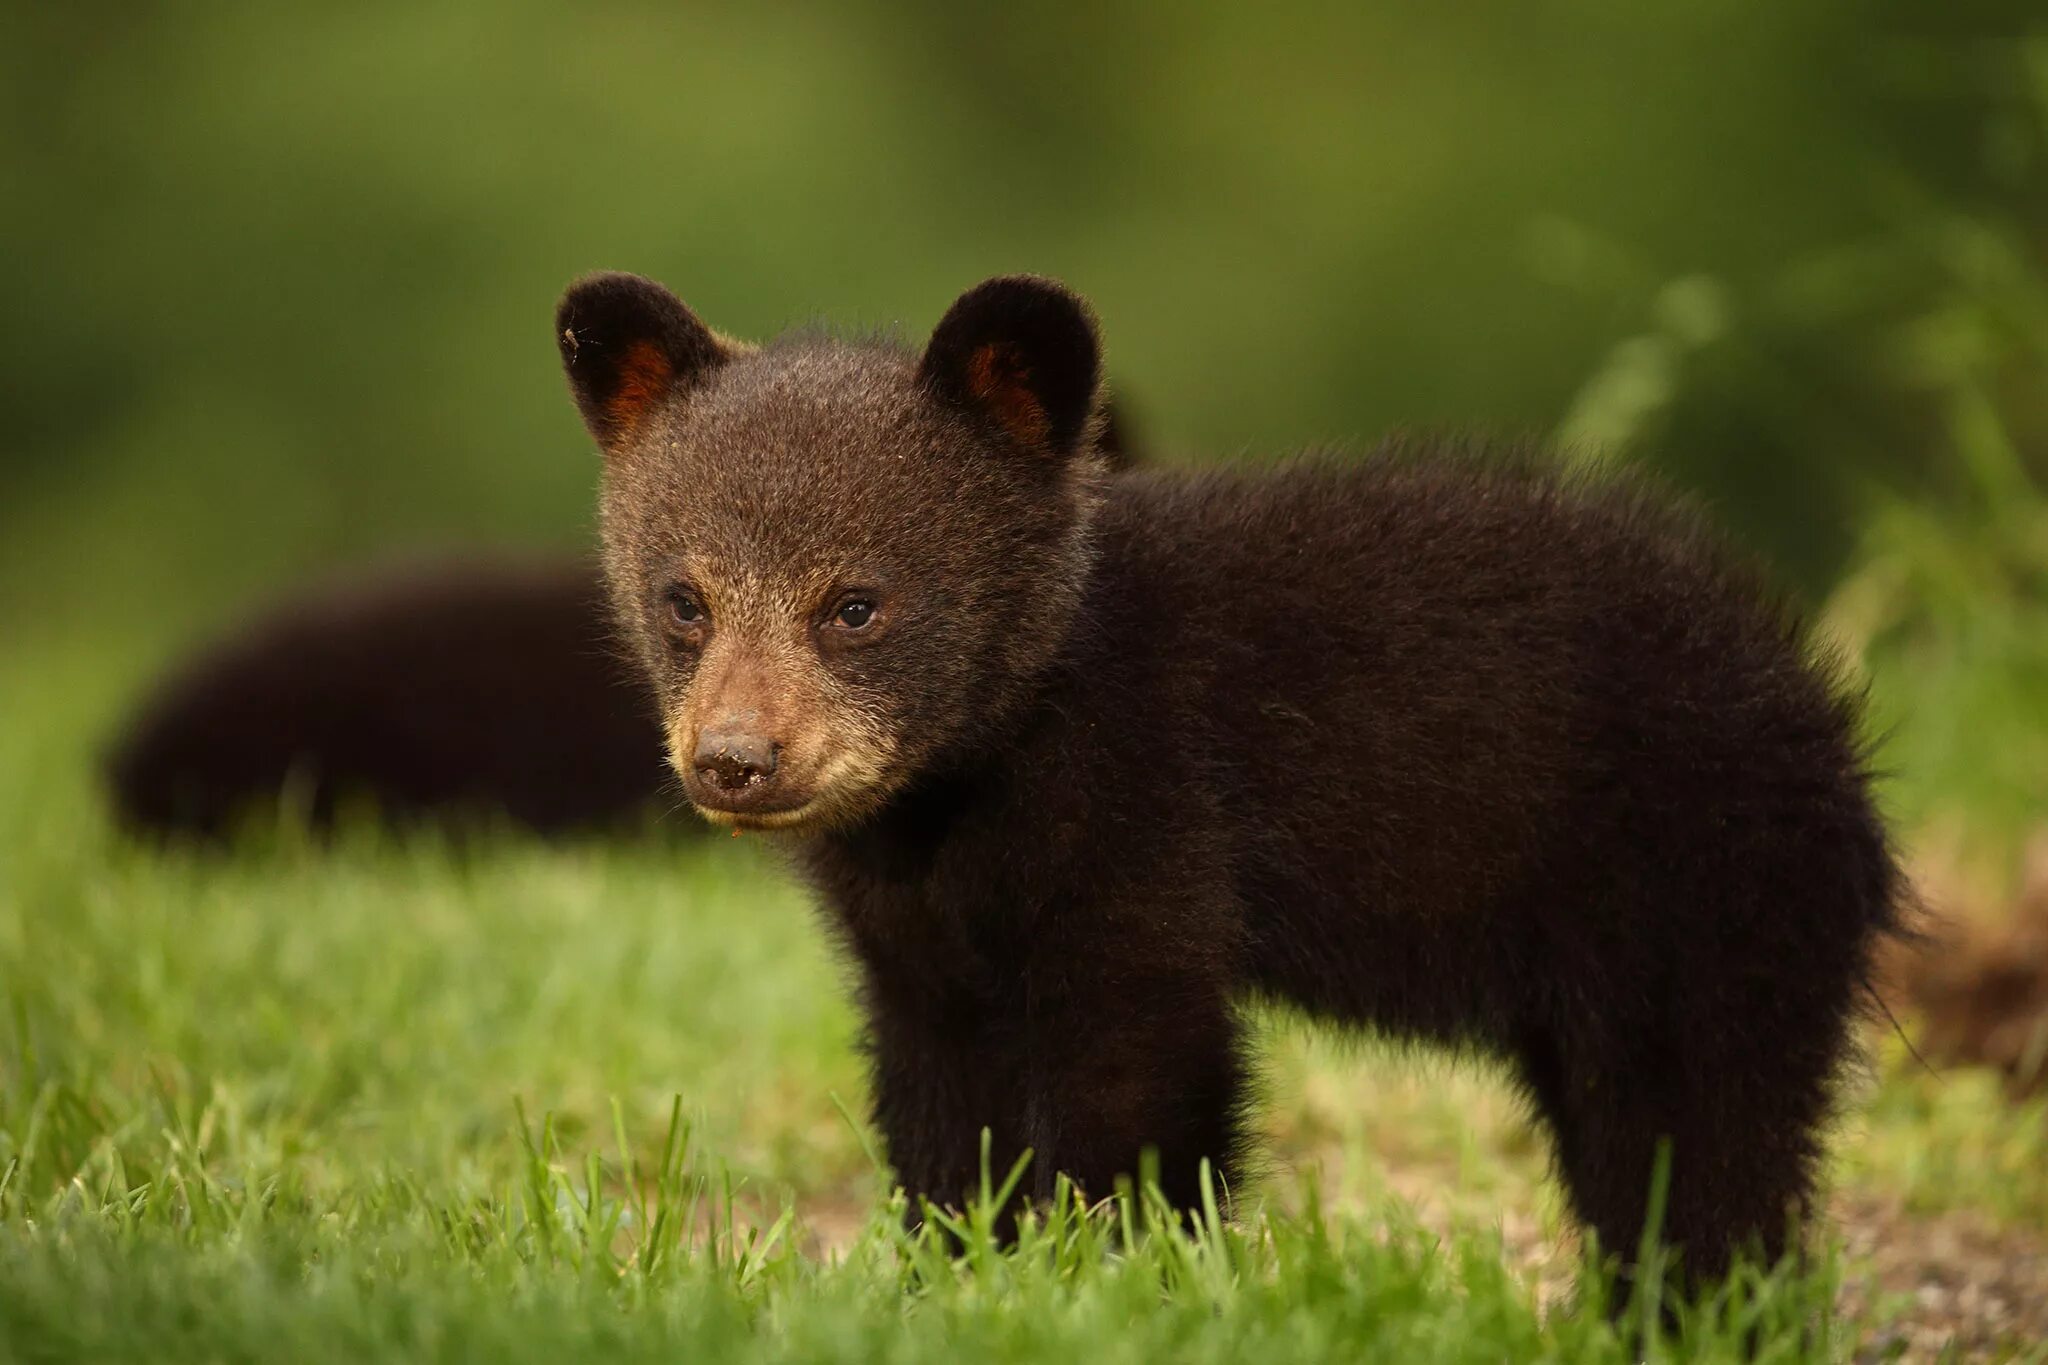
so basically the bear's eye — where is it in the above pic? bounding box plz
[829,595,876,630]
[664,587,707,631]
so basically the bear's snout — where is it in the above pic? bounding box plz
[692,730,779,793]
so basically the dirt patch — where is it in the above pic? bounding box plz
[1833,1193,2048,1361]
[1886,831,2048,1101]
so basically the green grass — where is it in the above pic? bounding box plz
[3,637,2047,1363]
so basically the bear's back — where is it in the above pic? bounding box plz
[1051,448,1876,1029]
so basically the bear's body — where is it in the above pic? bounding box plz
[556,272,1903,1286]
[802,455,1895,1281]
[106,555,674,839]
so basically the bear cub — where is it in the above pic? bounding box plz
[556,270,1903,1287]
[104,555,673,840]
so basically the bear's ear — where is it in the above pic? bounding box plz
[556,272,731,454]
[919,276,1101,457]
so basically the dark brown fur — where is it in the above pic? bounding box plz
[559,270,1906,1291]
[105,554,672,839]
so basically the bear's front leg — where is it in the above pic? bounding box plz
[864,993,1036,1229]
[1015,960,1252,1220]
[864,949,1251,1232]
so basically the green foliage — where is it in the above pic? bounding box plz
[1538,28,2048,860]
[1821,216,2048,860]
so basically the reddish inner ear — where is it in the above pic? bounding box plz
[606,339,677,438]
[966,343,1050,448]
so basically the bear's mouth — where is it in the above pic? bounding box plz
[689,797,824,833]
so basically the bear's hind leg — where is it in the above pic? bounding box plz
[1516,996,1848,1295]
[1516,791,1897,1297]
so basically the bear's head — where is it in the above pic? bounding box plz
[556,272,1106,833]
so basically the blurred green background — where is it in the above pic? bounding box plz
[2,0,2043,859]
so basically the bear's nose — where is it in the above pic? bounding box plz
[692,731,779,791]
